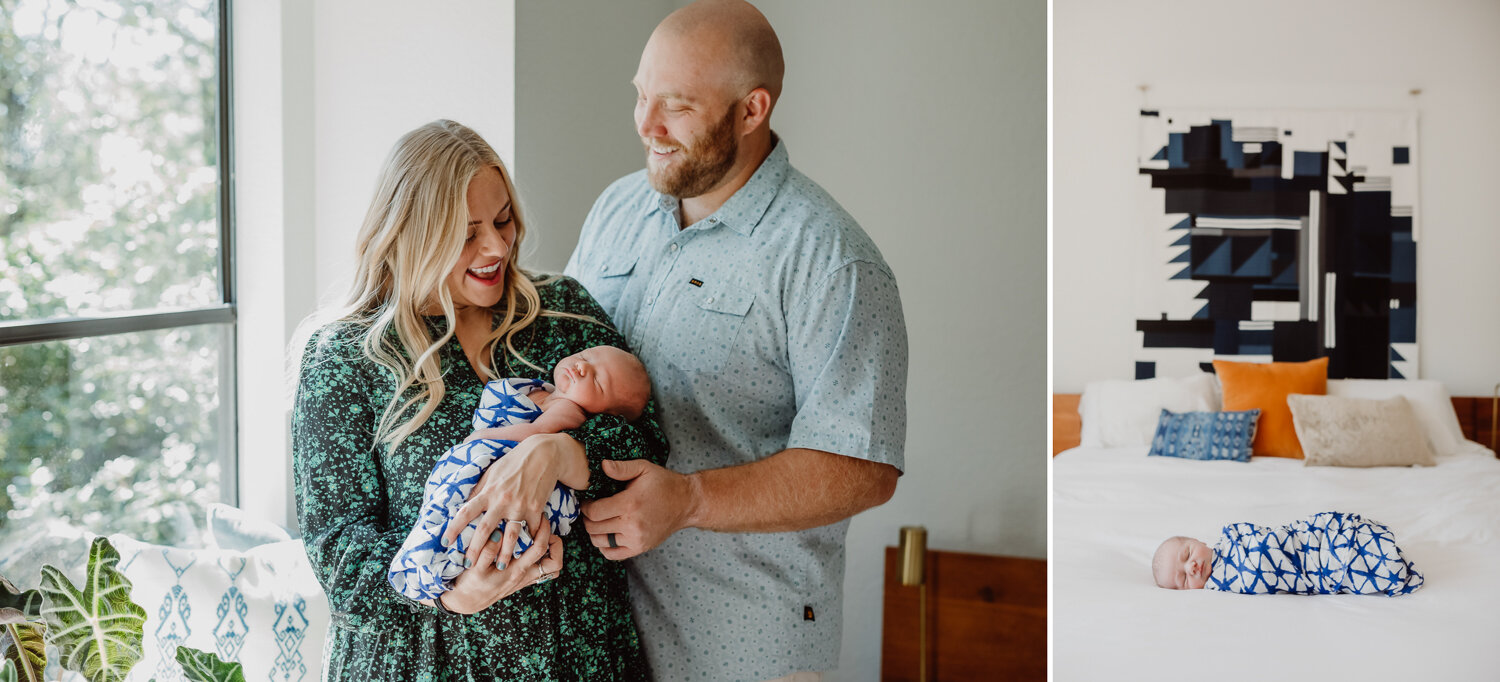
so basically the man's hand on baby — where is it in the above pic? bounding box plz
[581,459,697,560]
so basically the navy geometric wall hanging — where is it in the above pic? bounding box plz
[1135,110,1418,380]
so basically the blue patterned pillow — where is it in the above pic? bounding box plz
[1147,409,1260,462]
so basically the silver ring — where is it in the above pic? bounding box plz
[607,533,619,549]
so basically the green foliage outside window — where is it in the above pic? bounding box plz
[0,0,228,587]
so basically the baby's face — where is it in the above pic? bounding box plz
[551,345,649,419]
[1153,536,1214,590]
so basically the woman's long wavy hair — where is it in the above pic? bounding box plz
[341,119,553,449]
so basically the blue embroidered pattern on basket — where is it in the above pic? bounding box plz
[155,553,195,682]
[113,538,324,682]
[214,557,249,665]
[272,594,310,682]
[388,377,580,601]
[1147,408,1260,461]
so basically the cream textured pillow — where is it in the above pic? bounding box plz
[1287,394,1437,467]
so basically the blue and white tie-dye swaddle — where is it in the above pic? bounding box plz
[388,377,580,601]
[1206,511,1424,596]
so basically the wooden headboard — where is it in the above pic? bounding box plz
[881,548,1045,680]
[1053,394,1080,456]
[1052,392,1497,456]
[1453,396,1499,452]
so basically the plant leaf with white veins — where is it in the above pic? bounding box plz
[37,538,145,682]
[175,646,245,682]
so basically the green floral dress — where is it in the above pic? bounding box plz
[291,277,667,681]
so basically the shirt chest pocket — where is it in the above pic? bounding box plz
[667,285,754,374]
[586,256,637,316]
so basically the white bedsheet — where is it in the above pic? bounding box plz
[1054,442,1500,681]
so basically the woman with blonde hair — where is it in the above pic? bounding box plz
[292,119,664,680]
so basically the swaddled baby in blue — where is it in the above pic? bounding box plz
[1153,511,1424,596]
[388,345,652,601]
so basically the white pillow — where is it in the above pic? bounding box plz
[1080,373,1221,448]
[111,535,328,682]
[205,502,293,551]
[1327,379,1466,456]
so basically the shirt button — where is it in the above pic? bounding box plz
[598,264,606,272]
[708,217,718,224]
[646,297,654,305]
[668,243,678,252]
[706,297,715,304]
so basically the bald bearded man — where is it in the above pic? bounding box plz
[564,1,908,679]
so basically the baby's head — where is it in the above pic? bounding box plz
[1153,536,1214,590]
[550,345,651,421]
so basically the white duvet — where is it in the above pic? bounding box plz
[1053,443,1500,681]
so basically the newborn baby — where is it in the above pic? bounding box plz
[1154,511,1424,596]
[389,345,652,601]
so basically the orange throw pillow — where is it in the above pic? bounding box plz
[1213,357,1329,459]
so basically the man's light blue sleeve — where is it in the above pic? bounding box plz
[784,260,907,471]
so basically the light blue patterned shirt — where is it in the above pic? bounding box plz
[565,138,908,681]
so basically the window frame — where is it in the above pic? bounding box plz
[0,0,239,506]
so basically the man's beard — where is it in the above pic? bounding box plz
[645,105,738,199]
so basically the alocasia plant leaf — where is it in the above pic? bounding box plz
[37,537,146,682]
[0,578,42,620]
[0,576,47,682]
[174,646,245,682]
[0,612,44,682]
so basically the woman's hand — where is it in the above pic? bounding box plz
[438,524,563,614]
[442,432,588,566]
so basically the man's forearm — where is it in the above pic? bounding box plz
[684,448,899,534]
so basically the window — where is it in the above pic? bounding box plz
[0,0,233,584]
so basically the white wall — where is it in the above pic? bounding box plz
[515,2,1047,680]
[1054,0,1500,395]
[233,0,517,529]
[232,0,318,529]
[514,1,673,271]
[311,0,517,302]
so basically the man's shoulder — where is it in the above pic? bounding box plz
[769,166,891,275]
[578,169,656,252]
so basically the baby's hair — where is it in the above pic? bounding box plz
[575,345,652,421]
[1152,536,1194,588]
[614,352,652,421]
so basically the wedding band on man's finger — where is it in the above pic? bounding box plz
[607,533,619,549]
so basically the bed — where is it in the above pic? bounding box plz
[1053,379,1500,681]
